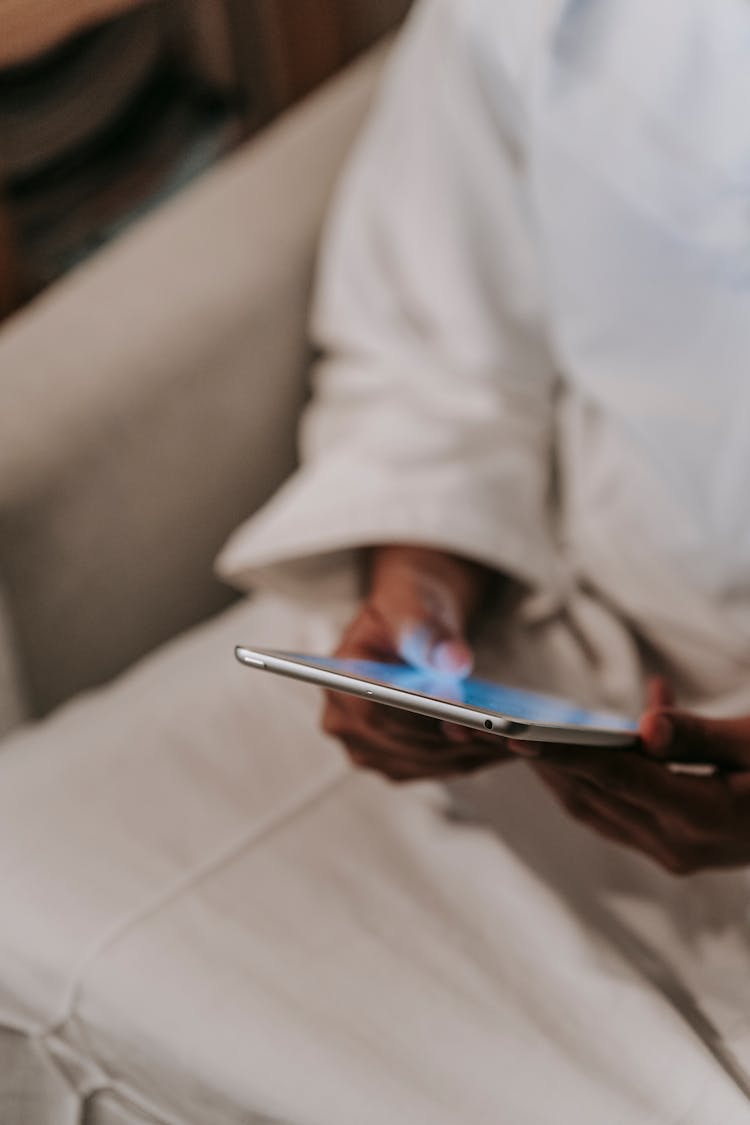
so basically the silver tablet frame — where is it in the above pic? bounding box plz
[235,646,637,748]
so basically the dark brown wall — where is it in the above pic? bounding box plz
[229,0,412,124]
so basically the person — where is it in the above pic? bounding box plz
[3,1,750,1120]
[221,0,750,878]
[219,1,750,1109]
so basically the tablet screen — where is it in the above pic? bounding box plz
[293,655,636,732]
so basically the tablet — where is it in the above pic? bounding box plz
[235,647,638,747]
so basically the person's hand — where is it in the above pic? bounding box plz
[522,679,750,875]
[322,545,511,782]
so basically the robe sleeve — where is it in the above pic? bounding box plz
[216,0,560,607]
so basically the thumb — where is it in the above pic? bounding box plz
[645,676,675,710]
[397,623,474,678]
[640,708,750,771]
[377,576,474,678]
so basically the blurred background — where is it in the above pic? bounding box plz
[0,0,414,726]
[0,0,411,319]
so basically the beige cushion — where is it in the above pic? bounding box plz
[0,586,26,737]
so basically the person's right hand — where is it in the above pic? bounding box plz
[322,545,512,782]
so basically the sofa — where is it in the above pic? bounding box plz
[0,47,395,1125]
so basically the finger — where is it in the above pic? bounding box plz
[325,693,505,765]
[534,765,658,835]
[441,721,474,744]
[374,703,445,743]
[334,697,468,754]
[371,571,474,676]
[382,720,510,765]
[371,758,493,783]
[345,738,501,779]
[640,709,750,772]
[395,622,474,678]
[646,677,675,710]
[567,803,698,876]
[340,600,474,683]
[326,682,504,757]
[533,745,726,823]
[534,767,696,874]
[324,704,442,757]
[537,769,646,849]
[336,604,398,662]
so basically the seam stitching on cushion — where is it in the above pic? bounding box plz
[38,763,349,1037]
[83,1077,188,1125]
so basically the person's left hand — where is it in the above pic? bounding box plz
[515,680,750,875]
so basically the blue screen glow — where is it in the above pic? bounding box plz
[295,656,636,732]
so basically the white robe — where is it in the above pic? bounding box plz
[220,0,750,1111]
[3,1,750,1122]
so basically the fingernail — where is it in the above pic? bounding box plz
[431,640,473,678]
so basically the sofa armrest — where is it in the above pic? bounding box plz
[0,46,386,718]
[0,586,27,736]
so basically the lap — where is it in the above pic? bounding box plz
[1,593,749,1124]
[0,594,347,1022]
